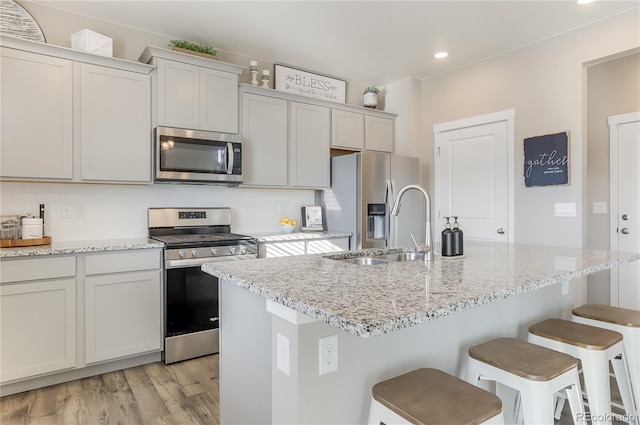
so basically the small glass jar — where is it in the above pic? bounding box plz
[363,91,378,109]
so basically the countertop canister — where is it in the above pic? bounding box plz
[21,217,43,239]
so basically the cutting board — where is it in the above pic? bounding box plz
[0,236,52,248]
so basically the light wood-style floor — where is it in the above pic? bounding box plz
[0,355,220,425]
[0,353,628,425]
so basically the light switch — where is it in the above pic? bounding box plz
[554,203,576,217]
[592,202,607,214]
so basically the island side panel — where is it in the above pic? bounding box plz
[270,281,580,423]
[219,280,272,424]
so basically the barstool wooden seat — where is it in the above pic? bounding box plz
[466,337,586,424]
[572,304,640,415]
[368,368,504,425]
[528,318,638,425]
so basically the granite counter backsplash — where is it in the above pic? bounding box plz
[0,238,164,258]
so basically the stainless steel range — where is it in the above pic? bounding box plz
[148,207,257,364]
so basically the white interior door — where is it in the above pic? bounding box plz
[610,112,640,309]
[434,110,515,245]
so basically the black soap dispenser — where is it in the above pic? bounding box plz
[452,216,463,256]
[441,217,455,257]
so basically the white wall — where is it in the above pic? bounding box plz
[420,9,640,247]
[0,182,314,241]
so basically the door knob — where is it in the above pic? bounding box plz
[497,228,505,235]
[622,214,629,221]
[621,228,630,235]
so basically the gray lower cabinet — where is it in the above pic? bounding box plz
[259,237,349,258]
[84,250,162,364]
[0,256,77,383]
[0,249,162,386]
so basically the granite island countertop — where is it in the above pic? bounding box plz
[202,241,640,338]
[0,238,164,258]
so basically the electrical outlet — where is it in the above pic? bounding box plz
[276,334,290,376]
[75,202,87,219]
[562,280,569,295]
[319,334,338,375]
[279,203,287,216]
[61,203,73,218]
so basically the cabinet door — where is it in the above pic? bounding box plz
[260,242,306,258]
[241,93,288,186]
[307,238,350,254]
[331,109,364,150]
[156,58,199,129]
[1,279,76,382]
[85,270,162,364]
[0,48,73,179]
[365,115,394,152]
[201,67,238,133]
[289,102,330,188]
[79,64,151,182]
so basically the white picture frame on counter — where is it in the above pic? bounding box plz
[300,205,325,231]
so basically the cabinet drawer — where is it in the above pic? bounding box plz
[0,256,76,284]
[85,250,161,275]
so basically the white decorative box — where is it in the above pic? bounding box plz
[71,29,112,57]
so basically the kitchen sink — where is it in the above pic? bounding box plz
[373,252,430,262]
[340,257,388,265]
[337,251,431,265]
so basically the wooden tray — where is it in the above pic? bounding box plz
[0,236,52,248]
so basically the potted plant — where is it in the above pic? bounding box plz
[363,85,380,109]
[168,39,217,60]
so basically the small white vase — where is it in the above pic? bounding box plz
[364,91,378,109]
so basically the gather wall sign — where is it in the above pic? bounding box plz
[523,131,570,187]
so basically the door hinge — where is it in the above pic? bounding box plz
[437,146,441,156]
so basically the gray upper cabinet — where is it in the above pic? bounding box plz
[140,46,246,134]
[241,92,288,186]
[0,35,154,183]
[79,63,151,182]
[1,47,73,180]
[289,102,330,187]
[331,109,364,151]
[365,115,394,152]
[240,86,330,188]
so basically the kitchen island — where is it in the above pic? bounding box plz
[202,241,640,424]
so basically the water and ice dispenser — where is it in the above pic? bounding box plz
[366,203,386,240]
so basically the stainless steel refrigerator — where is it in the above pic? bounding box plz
[318,151,425,249]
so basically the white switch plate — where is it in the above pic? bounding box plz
[592,202,607,214]
[554,203,576,217]
[75,202,88,219]
[319,334,338,375]
[276,334,290,376]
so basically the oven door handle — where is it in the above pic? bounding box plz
[165,254,257,269]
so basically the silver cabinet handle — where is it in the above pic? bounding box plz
[497,228,505,235]
[621,228,630,235]
[622,214,629,221]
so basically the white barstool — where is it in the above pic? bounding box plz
[368,368,504,425]
[465,337,586,425]
[528,318,638,425]
[572,303,640,415]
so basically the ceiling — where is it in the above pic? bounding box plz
[28,0,640,86]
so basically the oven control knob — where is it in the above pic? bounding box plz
[240,246,246,254]
[191,249,199,258]
[179,250,186,258]
[211,248,218,256]
[230,247,238,255]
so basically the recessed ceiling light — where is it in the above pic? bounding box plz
[434,51,448,59]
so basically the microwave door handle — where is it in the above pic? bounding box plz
[226,142,234,174]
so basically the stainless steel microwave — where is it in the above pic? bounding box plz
[154,126,243,185]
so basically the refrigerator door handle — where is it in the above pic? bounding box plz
[385,179,394,247]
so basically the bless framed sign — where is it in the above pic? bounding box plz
[274,64,346,104]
